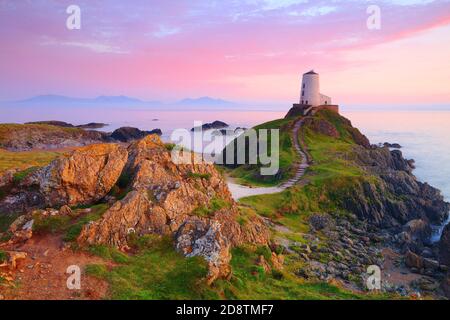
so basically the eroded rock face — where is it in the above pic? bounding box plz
[23,144,128,207]
[439,224,450,267]
[77,135,270,283]
[341,146,449,231]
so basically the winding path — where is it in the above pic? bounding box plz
[227,118,311,200]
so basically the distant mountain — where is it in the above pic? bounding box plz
[176,97,236,106]
[4,95,239,108]
[13,95,161,106]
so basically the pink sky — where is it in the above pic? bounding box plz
[0,0,449,105]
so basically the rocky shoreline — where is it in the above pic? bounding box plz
[0,123,162,151]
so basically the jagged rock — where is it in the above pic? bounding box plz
[22,144,128,207]
[77,135,270,283]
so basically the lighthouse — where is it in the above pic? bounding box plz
[286,70,338,118]
[300,70,332,107]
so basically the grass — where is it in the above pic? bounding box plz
[85,236,217,300]
[0,148,62,175]
[187,171,212,180]
[32,204,109,240]
[191,196,231,217]
[63,204,109,242]
[223,118,298,187]
[85,235,376,300]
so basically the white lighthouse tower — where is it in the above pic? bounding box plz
[300,70,332,107]
[287,70,338,117]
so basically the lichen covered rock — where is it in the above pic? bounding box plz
[23,144,128,207]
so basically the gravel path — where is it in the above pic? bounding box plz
[228,118,310,200]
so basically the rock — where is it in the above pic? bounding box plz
[59,205,73,216]
[176,220,232,285]
[303,118,340,138]
[271,252,284,271]
[405,250,424,269]
[439,223,450,267]
[77,135,270,283]
[21,143,128,207]
[191,121,229,132]
[403,219,432,243]
[383,142,402,149]
[442,274,450,298]
[0,169,16,187]
[256,255,271,273]
[76,123,108,129]
[7,251,27,269]
[0,123,108,151]
[309,214,333,231]
[110,127,162,142]
[25,120,74,127]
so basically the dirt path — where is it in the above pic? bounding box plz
[0,235,110,300]
[227,117,310,200]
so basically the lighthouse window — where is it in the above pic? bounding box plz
[303,84,305,89]
[302,91,304,97]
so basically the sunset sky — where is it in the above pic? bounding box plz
[1,0,449,105]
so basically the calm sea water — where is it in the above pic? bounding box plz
[1,106,449,235]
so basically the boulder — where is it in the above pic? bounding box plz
[77,135,270,283]
[23,143,128,207]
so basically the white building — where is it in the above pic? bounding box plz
[299,70,332,107]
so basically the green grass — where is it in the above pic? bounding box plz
[191,196,231,217]
[31,204,109,240]
[0,212,20,233]
[187,171,212,180]
[223,118,298,187]
[85,236,217,300]
[0,148,62,175]
[63,204,109,242]
[84,235,375,300]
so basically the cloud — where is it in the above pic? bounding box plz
[152,25,181,38]
[289,5,337,17]
[260,0,308,11]
[40,38,129,54]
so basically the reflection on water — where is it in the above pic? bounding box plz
[2,105,449,238]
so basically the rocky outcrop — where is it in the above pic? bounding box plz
[0,124,109,151]
[0,144,128,211]
[303,118,340,138]
[26,143,128,207]
[191,121,229,132]
[76,135,270,283]
[340,146,449,233]
[110,127,162,142]
[0,123,163,151]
